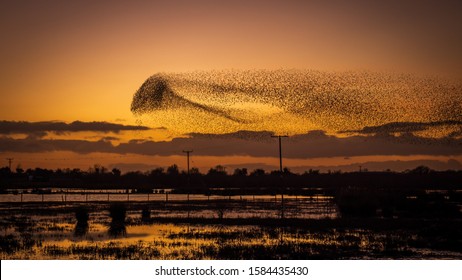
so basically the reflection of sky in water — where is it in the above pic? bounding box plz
[3,218,462,260]
[0,194,338,220]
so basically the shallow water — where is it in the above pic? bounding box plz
[0,194,338,220]
[1,191,460,259]
[1,209,461,260]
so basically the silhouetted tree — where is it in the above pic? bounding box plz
[250,169,265,176]
[190,167,201,175]
[0,166,11,176]
[149,167,164,176]
[283,167,292,175]
[304,169,320,175]
[166,164,179,176]
[112,168,121,177]
[208,165,227,176]
[409,165,432,174]
[16,166,24,175]
[108,203,127,237]
[233,168,248,176]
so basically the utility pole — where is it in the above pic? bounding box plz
[182,150,193,176]
[271,136,288,174]
[182,150,193,218]
[6,158,13,171]
[271,135,288,219]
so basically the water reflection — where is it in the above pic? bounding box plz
[2,215,462,260]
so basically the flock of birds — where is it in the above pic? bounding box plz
[131,70,462,139]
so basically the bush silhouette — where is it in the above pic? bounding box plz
[108,203,127,237]
[74,206,89,237]
[141,206,151,223]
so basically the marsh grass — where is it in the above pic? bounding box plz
[2,218,461,259]
[0,194,461,259]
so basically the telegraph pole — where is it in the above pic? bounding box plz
[182,150,193,176]
[271,136,288,174]
[182,150,193,219]
[6,158,13,171]
[271,135,288,219]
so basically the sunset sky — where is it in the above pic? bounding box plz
[1,0,461,173]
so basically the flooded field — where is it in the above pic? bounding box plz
[0,193,337,219]
[1,197,461,259]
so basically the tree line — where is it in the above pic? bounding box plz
[1,164,461,193]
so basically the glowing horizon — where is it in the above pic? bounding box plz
[1,1,461,171]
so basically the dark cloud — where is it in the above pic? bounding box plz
[0,120,150,135]
[187,130,275,141]
[340,120,462,135]
[0,137,114,154]
[25,131,48,139]
[100,136,120,142]
[1,129,461,158]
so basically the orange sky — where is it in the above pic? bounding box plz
[1,1,461,122]
[0,1,461,172]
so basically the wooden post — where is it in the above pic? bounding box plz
[187,193,190,219]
